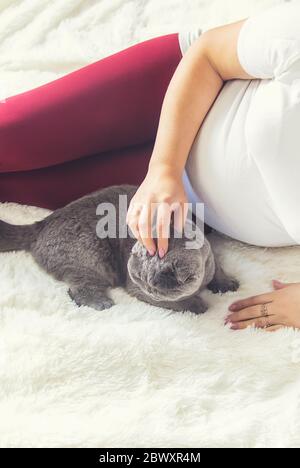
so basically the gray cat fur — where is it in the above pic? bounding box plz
[0,185,239,314]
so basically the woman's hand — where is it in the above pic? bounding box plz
[225,280,300,332]
[126,165,188,258]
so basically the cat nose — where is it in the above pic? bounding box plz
[152,270,177,289]
[152,271,167,288]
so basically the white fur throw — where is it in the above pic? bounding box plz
[0,0,299,448]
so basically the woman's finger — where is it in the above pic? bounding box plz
[138,204,156,255]
[225,304,275,324]
[127,218,143,245]
[272,279,292,290]
[228,293,273,312]
[126,201,141,227]
[156,203,171,258]
[229,314,278,330]
[173,201,188,234]
[265,325,284,333]
[126,203,144,242]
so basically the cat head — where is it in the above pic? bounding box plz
[127,221,214,303]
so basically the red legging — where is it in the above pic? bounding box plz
[0,33,183,209]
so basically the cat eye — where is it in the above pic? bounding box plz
[181,274,195,283]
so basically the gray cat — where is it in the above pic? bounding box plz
[0,185,239,314]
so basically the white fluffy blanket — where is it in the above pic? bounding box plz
[1,0,299,449]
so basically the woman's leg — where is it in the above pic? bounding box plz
[0,33,182,173]
[0,142,154,209]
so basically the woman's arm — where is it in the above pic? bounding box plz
[149,19,254,174]
[126,19,254,257]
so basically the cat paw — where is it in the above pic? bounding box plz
[90,297,115,311]
[208,277,240,294]
[68,289,114,311]
[183,296,208,315]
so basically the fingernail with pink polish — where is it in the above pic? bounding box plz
[229,304,237,311]
[148,249,156,256]
[158,248,165,259]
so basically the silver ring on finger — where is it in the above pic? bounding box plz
[264,315,271,329]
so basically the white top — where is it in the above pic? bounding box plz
[179,2,300,247]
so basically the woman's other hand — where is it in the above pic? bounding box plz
[126,165,188,258]
[226,280,300,332]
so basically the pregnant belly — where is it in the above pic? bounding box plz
[184,80,295,247]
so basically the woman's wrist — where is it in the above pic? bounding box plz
[147,158,184,180]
